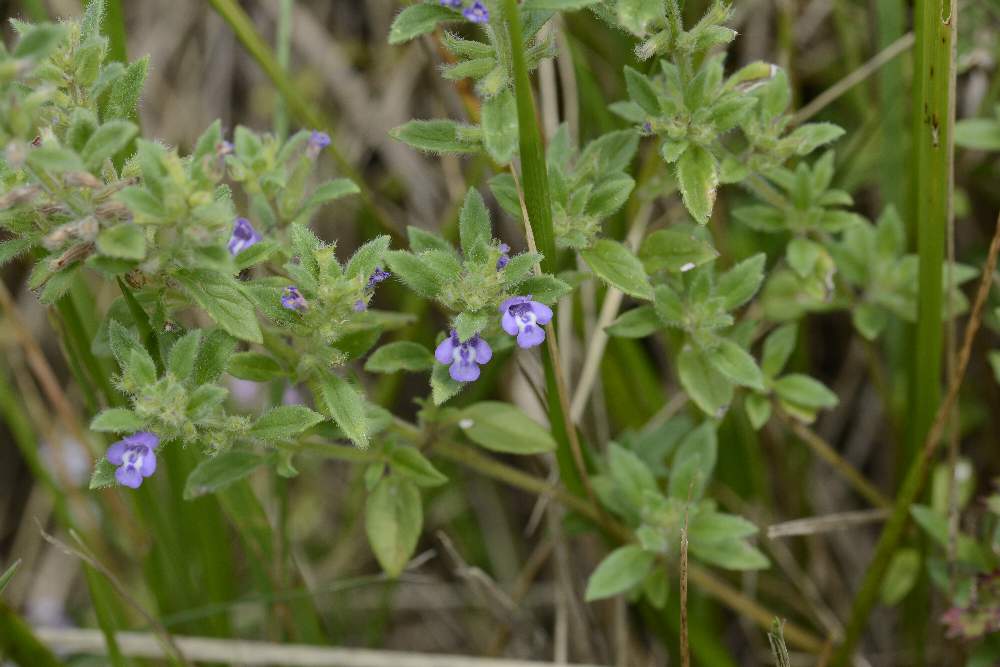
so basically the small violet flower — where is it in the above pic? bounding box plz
[355,267,392,312]
[106,432,159,489]
[463,1,489,23]
[228,217,261,255]
[500,295,552,348]
[435,330,492,382]
[281,285,308,312]
[306,130,331,158]
[496,243,510,271]
[440,0,462,7]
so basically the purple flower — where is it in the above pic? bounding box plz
[500,295,552,348]
[435,330,492,382]
[440,0,462,6]
[463,1,489,23]
[281,285,308,312]
[228,217,261,255]
[353,300,366,312]
[106,432,159,489]
[217,140,234,157]
[496,243,510,271]
[367,267,391,288]
[306,130,331,158]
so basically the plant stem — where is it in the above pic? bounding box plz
[776,409,891,509]
[274,0,293,141]
[905,0,956,459]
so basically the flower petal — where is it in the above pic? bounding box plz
[435,336,456,364]
[471,337,492,364]
[140,450,157,477]
[517,324,546,348]
[106,441,127,465]
[529,301,553,325]
[501,311,519,336]
[115,465,143,489]
[499,295,528,313]
[129,431,160,449]
[450,359,481,382]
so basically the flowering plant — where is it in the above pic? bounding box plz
[2,0,1000,663]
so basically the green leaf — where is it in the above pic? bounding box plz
[744,393,772,430]
[116,186,165,220]
[706,338,766,391]
[459,401,557,454]
[431,362,463,405]
[624,66,659,115]
[852,302,888,341]
[249,406,326,440]
[678,345,733,417]
[773,374,838,409]
[184,451,267,499]
[586,175,635,218]
[105,55,149,120]
[314,372,369,448]
[0,238,35,267]
[689,511,758,544]
[227,351,285,381]
[458,188,493,262]
[89,458,117,489]
[760,323,797,378]
[81,121,137,169]
[880,548,921,605]
[668,421,717,500]
[90,408,144,433]
[365,341,435,373]
[345,235,392,280]
[716,253,766,311]
[174,269,262,344]
[407,226,452,253]
[27,146,85,174]
[585,545,655,601]
[608,443,658,512]
[788,122,844,155]
[689,539,769,570]
[192,329,237,385]
[365,477,422,577]
[390,119,480,154]
[389,3,460,44]
[186,384,228,421]
[786,237,822,278]
[481,89,518,164]
[385,251,440,298]
[167,330,202,380]
[96,223,146,260]
[606,305,661,338]
[617,0,665,35]
[580,239,653,299]
[13,23,67,59]
[954,118,1000,151]
[639,228,718,273]
[303,179,360,210]
[676,144,718,224]
[388,446,447,487]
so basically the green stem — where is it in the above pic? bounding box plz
[274,0,293,141]
[205,0,401,242]
[905,0,955,459]
[56,295,121,407]
[503,0,589,497]
[876,0,907,214]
